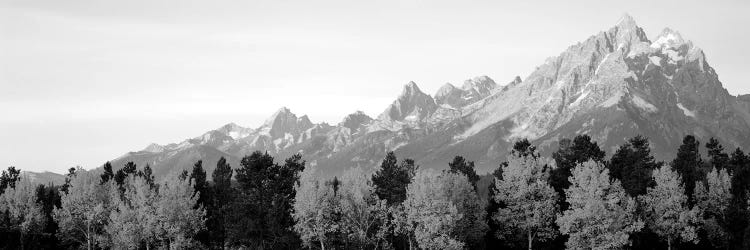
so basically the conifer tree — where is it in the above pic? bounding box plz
[550,134,606,210]
[371,151,417,205]
[100,162,114,184]
[609,135,661,196]
[706,138,729,170]
[671,135,703,201]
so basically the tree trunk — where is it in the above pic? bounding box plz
[527,231,533,250]
[319,239,325,250]
[667,238,671,250]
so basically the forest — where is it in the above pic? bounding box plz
[1,134,749,250]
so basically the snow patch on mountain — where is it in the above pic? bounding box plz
[631,95,658,112]
[677,103,696,118]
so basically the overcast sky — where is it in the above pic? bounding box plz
[1,0,748,173]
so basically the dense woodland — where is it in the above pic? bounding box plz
[1,134,749,249]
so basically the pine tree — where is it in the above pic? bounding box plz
[706,138,730,170]
[448,156,480,188]
[609,135,661,196]
[371,151,417,205]
[189,160,209,207]
[495,154,559,250]
[641,165,700,250]
[100,162,114,184]
[228,151,304,248]
[671,135,703,201]
[209,156,233,248]
[557,161,643,249]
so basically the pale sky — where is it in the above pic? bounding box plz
[1,0,748,173]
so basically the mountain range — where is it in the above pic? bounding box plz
[60,14,750,180]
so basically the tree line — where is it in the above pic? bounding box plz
[0,134,749,249]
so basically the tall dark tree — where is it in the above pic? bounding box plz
[141,164,154,187]
[727,148,750,249]
[706,137,730,171]
[512,138,538,158]
[608,135,661,197]
[550,134,606,210]
[0,166,21,194]
[114,161,137,187]
[448,155,479,188]
[670,135,703,201]
[35,183,61,249]
[371,151,417,205]
[190,160,209,206]
[227,151,304,248]
[60,167,77,194]
[210,157,234,248]
[99,162,114,184]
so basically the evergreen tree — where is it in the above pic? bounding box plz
[641,165,700,250]
[227,151,304,248]
[494,154,558,250]
[209,156,233,248]
[60,167,78,194]
[609,135,661,196]
[100,162,114,184]
[448,156,480,188]
[371,151,417,205]
[557,161,643,249]
[114,162,138,188]
[189,160,209,207]
[670,135,703,201]
[141,164,155,188]
[726,148,750,249]
[706,138,730,170]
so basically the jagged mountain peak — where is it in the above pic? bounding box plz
[142,143,165,153]
[402,81,425,96]
[615,13,637,29]
[651,27,687,49]
[339,111,373,131]
[379,81,437,122]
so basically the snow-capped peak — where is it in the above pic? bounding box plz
[650,28,686,49]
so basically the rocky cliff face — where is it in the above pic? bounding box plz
[110,14,750,178]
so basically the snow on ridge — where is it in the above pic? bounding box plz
[631,95,658,112]
[677,103,696,118]
[595,53,612,75]
[570,91,590,106]
[650,33,679,48]
[649,56,662,66]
